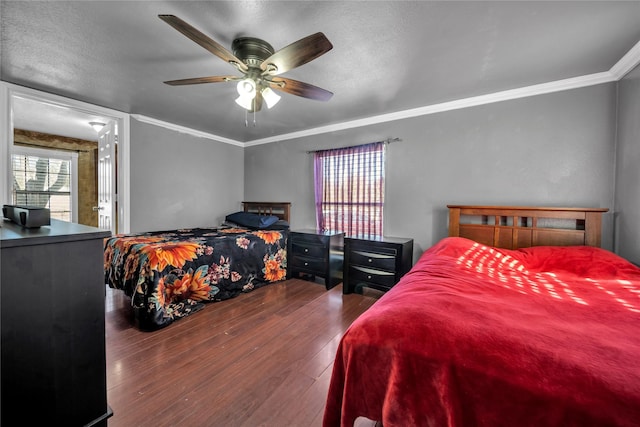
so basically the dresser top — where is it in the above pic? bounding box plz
[1,218,111,248]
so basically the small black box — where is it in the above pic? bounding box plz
[2,204,51,228]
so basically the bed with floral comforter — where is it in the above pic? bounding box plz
[104,226,287,330]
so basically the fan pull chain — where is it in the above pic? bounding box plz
[253,98,257,127]
[242,98,258,127]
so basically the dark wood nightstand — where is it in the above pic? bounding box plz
[343,235,413,294]
[287,229,344,290]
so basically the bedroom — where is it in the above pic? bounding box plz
[1,1,640,426]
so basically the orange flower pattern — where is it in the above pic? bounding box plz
[220,227,249,234]
[153,265,213,310]
[254,230,282,245]
[263,248,287,282]
[139,241,201,272]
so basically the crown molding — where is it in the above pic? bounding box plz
[610,40,640,79]
[244,71,615,147]
[130,114,244,147]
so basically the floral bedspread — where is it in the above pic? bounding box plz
[104,226,287,330]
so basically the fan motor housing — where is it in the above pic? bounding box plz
[232,37,275,68]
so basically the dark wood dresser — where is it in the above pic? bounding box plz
[0,219,112,426]
[343,235,413,294]
[287,229,344,290]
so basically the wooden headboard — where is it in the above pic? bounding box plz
[448,205,608,249]
[242,201,291,222]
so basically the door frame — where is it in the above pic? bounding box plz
[97,120,117,232]
[0,82,130,234]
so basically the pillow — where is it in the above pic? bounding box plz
[225,211,279,229]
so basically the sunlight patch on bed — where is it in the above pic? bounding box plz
[453,243,640,311]
[585,278,639,312]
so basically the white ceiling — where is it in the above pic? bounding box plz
[2,1,640,144]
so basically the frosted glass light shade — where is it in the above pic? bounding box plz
[235,94,254,110]
[261,87,281,109]
[236,78,256,96]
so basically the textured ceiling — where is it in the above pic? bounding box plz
[2,1,640,143]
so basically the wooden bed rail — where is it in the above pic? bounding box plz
[447,205,609,249]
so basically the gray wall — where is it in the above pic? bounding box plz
[245,84,618,261]
[129,119,244,232]
[615,64,640,265]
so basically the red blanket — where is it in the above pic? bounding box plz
[323,237,640,427]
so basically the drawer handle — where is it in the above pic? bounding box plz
[304,248,309,253]
[367,275,372,279]
[368,258,373,263]
[304,262,308,266]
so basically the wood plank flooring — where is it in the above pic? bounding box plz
[105,279,381,426]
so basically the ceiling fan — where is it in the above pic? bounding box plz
[159,14,334,113]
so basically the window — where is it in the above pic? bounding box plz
[11,146,78,222]
[314,142,385,237]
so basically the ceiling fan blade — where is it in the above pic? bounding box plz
[260,32,332,76]
[159,15,248,72]
[269,77,333,102]
[164,75,238,86]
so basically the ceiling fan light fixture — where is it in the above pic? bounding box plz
[261,87,281,109]
[236,78,256,97]
[235,94,255,110]
[159,15,334,119]
[89,121,106,132]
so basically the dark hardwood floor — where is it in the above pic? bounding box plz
[105,279,381,426]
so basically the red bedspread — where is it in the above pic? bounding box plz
[323,237,640,427]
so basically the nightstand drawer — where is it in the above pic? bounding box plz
[290,256,326,275]
[291,233,327,245]
[349,249,397,272]
[291,241,327,259]
[348,265,396,288]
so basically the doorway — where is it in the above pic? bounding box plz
[0,82,130,234]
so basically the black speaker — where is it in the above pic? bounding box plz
[2,204,51,228]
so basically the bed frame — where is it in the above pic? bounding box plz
[448,205,608,249]
[242,201,291,222]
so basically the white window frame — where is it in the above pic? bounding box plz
[11,145,79,223]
